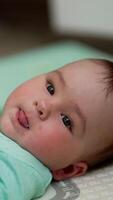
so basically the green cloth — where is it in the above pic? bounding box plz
[0,132,52,200]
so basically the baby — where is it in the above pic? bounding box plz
[0,58,113,199]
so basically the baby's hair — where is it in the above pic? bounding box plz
[88,58,113,97]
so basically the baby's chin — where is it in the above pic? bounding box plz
[0,118,8,137]
[0,112,12,136]
[0,108,17,139]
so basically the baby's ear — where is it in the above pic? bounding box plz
[52,161,88,181]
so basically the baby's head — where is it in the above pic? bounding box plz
[0,58,113,181]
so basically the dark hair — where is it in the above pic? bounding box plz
[89,59,113,97]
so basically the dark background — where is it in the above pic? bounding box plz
[0,0,113,57]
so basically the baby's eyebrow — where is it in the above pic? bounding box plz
[52,70,86,133]
[74,104,86,133]
[53,70,66,87]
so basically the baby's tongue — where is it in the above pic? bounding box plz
[19,109,29,129]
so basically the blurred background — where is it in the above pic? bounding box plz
[0,0,113,57]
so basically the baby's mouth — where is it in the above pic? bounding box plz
[17,108,30,129]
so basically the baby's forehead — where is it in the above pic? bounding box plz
[60,60,105,76]
[59,60,111,96]
[64,59,105,69]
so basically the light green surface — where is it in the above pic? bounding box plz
[0,132,52,199]
[0,40,113,110]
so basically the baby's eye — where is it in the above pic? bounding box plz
[46,81,55,95]
[61,114,72,131]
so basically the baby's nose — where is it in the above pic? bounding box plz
[33,100,50,120]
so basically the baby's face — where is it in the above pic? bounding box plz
[1,60,113,171]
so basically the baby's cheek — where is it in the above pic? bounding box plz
[5,91,21,108]
[36,125,69,154]
[37,128,62,148]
